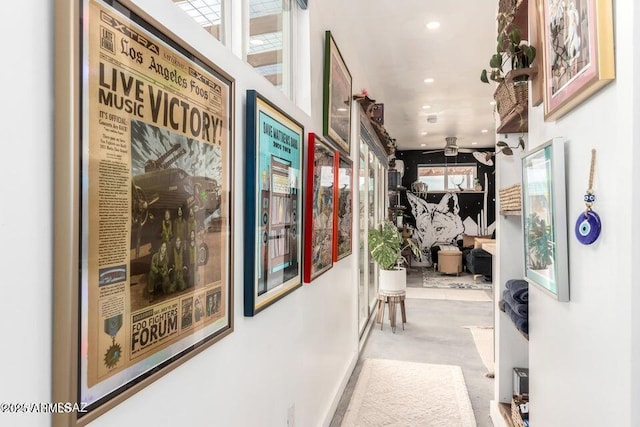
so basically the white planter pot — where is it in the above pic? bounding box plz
[379,267,407,293]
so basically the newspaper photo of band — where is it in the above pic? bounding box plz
[80,0,233,412]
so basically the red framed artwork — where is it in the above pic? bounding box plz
[333,151,353,262]
[303,133,336,283]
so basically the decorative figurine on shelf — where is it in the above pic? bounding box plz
[575,149,601,245]
[474,178,483,191]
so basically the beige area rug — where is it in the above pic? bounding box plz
[465,327,494,375]
[341,359,477,427]
[406,287,492,302]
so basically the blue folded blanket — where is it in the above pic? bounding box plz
[503,289,528,317]
[503,300,529,335]
[506,279,529,303]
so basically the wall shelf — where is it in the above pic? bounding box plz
[500,210,521,216]
[496,104,528,134]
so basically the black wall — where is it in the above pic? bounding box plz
[394,150,496,234]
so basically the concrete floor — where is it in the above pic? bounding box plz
[330,292,495,427]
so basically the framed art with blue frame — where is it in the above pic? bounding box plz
[323,30,352,154]
[303,132,336,282]
[53,0,235,423]
[244,90,304,316]
[521,138,569,301]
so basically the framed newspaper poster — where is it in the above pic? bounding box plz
[244,90,304,316]
[53,0,234,423]
[303,133,336,283]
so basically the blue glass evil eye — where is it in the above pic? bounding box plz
[574,210,601,245]
[583,194,596,203]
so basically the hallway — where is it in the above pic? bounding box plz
[331,271,494,426]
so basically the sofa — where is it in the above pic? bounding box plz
[464,247,492,280]
[461,234,494,280]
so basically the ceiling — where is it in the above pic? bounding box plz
[174,0,500,152]
[339,0,499,152]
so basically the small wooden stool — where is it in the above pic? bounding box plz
[375,290,407,333]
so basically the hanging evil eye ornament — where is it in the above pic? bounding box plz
[574,149,601,245]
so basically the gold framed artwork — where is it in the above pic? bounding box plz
[541,0,615,121]
[54,0,234,423]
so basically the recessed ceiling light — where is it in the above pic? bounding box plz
[421,131,428,136]
[422,105,431,109]
[420,143,427,147]
[426,21,441,30]
[481,129,489,133]
[489,101,496,106]
[423,78,434,84]
[336,107,348,112]
[250,39,265,46]
[471,142,478,145]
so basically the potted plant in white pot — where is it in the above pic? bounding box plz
[368,221,420,292]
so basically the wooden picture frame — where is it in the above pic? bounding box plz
[333,152,354,261]
[303,133,336,282]
[521,138,569,301]
[54,0,235,423]
[541,0,615,121]
[244,90,304,316]
[323,30,352,155]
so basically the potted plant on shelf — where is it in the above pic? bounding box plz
[368,221,420,292]
[480,22,536,85]
[525,212,553,270]
[480,10,536,123]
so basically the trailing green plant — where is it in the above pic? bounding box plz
[368,221,419,270]
[526,212,553,269]
[480,13,536,84]
[476,136,526,164]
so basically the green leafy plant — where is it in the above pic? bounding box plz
[480,14,536,84]
[526,212,553,270]
[368,221,419,270]
[476,136,526,164]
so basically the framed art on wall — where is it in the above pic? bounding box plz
[333,151,353,261]
[303,133,336,282]
[521,138,569,301]
[53,0,235,423]
[541,0,615,121]
[323,30,352,154]
[244,90,304,316]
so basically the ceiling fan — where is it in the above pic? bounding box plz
[421,136,495,166]
[421,136,476,156]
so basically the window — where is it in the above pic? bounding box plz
[247,0,293,96]
[173,0,225,43]
[417,164,477,191]
[172,0,300,99]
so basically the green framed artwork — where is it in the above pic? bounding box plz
[521,138,569,301]
[323,30,352,155]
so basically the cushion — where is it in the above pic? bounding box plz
[462,234,492,248]
[474,238,494,249]
[462,234,476,248]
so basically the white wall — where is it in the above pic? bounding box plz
[526,2,636,426]
[0,1,54,427]
[0,0,387,426]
